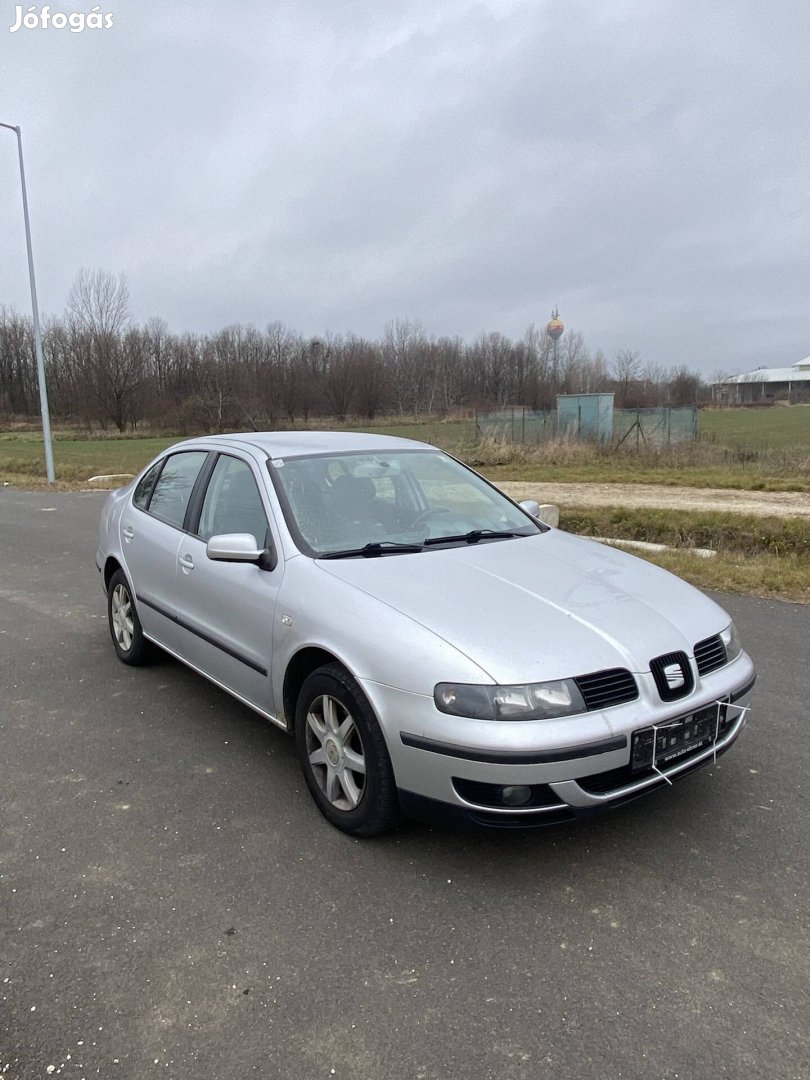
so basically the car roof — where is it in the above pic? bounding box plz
[188,430,434,459]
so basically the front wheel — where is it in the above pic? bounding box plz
[295,663,401,837]
[107,568,155,666]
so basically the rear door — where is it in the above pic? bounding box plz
[173,452,284,715]
[120,450,210,651]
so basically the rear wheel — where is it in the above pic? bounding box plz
[295,663,400,837]
[107,568,155,666]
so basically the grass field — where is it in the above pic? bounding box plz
[1,408,809,492]
[699,405,810,448]
[0,420,472,485]
[0,433,178,483]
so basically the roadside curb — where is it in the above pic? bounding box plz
[589,536,717,559]
[86,473,134,487]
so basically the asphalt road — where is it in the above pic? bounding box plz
[1,489,808,1080]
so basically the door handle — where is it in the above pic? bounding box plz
[122,526,134,542]
[178,553,194,572]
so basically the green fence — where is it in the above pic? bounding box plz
[475,406,697,446]
[613,407,698,447]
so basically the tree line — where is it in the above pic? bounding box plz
[0,269,706,432]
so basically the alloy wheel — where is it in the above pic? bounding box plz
[305,694,367,811]
[111,583,134,653]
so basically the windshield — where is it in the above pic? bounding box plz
[268,449,541,557]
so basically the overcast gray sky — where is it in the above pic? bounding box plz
[1,0,807,374]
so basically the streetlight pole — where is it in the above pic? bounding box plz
[1,122,55,483]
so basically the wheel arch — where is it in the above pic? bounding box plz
[103,556,124,593]
[283,646,353,731]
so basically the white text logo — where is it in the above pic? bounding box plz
[10,5,114,32]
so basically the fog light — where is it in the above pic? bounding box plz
[501,785,532,807]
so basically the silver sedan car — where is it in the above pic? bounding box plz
[96,432,755,835]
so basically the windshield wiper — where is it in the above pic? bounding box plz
[423,529,526,546]
[321,541,424,559]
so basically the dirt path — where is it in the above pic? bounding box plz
[498,481,810,519]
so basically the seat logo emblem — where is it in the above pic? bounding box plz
[663,662,685,690]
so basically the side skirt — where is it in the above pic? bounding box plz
[143,633,290,733]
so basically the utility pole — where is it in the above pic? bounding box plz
[1,122,55,483]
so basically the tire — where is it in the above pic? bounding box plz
[295,663,401,837]
[107,568,155,666]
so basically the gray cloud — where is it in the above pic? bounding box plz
[1,0,807,373]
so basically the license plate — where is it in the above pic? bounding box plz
[631,702,728,773]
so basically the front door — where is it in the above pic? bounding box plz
[173,453,283,715]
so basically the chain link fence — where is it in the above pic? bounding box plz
[613,407,698,447]
[475,405,698,446]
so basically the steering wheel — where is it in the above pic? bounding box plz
[407,506,452,529]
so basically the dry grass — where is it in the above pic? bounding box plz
[472,436,810,492]
[560,506,810,558]
[558,505,810,603]
[626,549,809,604]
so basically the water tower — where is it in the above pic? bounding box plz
[546,307,564,385]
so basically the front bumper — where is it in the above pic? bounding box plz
[361,654,755,828]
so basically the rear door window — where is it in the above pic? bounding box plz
[147,451,208,528]
[132,460,163,510]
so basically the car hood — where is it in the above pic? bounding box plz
[317,531,729,684]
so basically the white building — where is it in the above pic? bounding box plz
[715,358,810,404]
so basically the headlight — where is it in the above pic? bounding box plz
[720,621,743,662]
[434,679,586,721]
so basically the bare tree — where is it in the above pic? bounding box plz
[612,349,643,407]
[348,336,388,420]
[522,324,555,408]
[143,317,173,393]
[383,319,435,417]
[2,281,722,432]
[67,269,130,337]
[64,269,143,429]
[667,365,703,406]
[323,337,362,422]
[434,336,465,414]
[0,307,37,414]
[476,332,515,408]
[559,331,590,393]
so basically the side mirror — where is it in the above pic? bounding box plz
[519,499,541,519]
[206,533,265,563]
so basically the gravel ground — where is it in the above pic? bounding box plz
[498,482,810,518]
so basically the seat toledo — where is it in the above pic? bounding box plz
[96,432,755,835]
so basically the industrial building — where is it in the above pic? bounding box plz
[715,357,810,404]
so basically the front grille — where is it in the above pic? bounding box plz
[694,634,727,676]
[650,651,694,701]
[574,668,639,711]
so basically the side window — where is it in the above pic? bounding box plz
[198,456,269,549]
[371,475,396,506]
[132,460,163,510]
[148,451,208,529]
